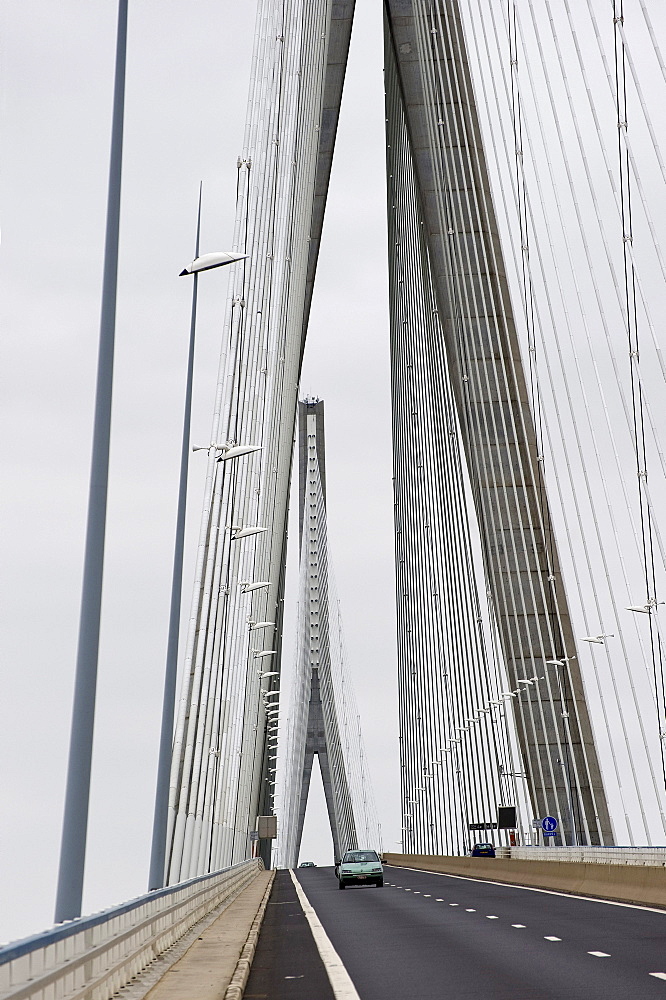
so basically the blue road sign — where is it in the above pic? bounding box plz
[542,815,558,835]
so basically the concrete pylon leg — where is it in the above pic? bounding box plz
[294,749,315,864]
[293,666,352,865]
[317,748,343,863]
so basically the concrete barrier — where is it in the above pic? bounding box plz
[383,853,666,909]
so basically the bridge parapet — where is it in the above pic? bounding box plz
[0,859,263,1000]
[511,846,666,867]
[384,853,666,908]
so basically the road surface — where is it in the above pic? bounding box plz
[247,863,666,998]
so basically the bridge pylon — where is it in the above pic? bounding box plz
[384,0,614,848]
[278,400,383,867]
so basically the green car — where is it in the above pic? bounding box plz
[337,849,383,889]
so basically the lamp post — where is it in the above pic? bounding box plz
[148,202,246,891]
[54,0,128,924]
[545,659,580,846]
[557,756,577,847]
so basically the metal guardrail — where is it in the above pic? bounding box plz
[511,846,666,866]
[0,858,263,1000]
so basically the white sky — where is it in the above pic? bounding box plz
[0,0,398,943]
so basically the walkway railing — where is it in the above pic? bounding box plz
[0,859,263,1000]
[511,847,666,866]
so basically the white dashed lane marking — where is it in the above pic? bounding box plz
[386,883,666,976]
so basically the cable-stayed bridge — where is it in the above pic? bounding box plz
[4,0,666,998]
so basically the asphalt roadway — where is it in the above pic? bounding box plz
[247,864,666,999]
[244,868,336,1000]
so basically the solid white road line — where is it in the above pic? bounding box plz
[289,870,360,1000]
[588,952,610,958]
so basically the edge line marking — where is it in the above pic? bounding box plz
[289,869,360,1000]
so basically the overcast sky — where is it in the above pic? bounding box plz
[0,0,397,943]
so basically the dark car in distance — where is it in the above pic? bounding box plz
[471,842,496,857]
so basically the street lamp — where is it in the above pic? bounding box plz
[544,660,570,718]
[148,195,247,892]
[240,580,271,593]
[217,444,262,461]
[233,525,267,540]
[179,250,246,275]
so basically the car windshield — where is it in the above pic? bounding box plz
[343,850,379,863]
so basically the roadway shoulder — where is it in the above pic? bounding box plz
[243,869,337,999]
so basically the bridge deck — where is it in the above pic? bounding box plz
[247,865,666,998]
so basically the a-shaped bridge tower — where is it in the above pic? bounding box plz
[279,400,381,867]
